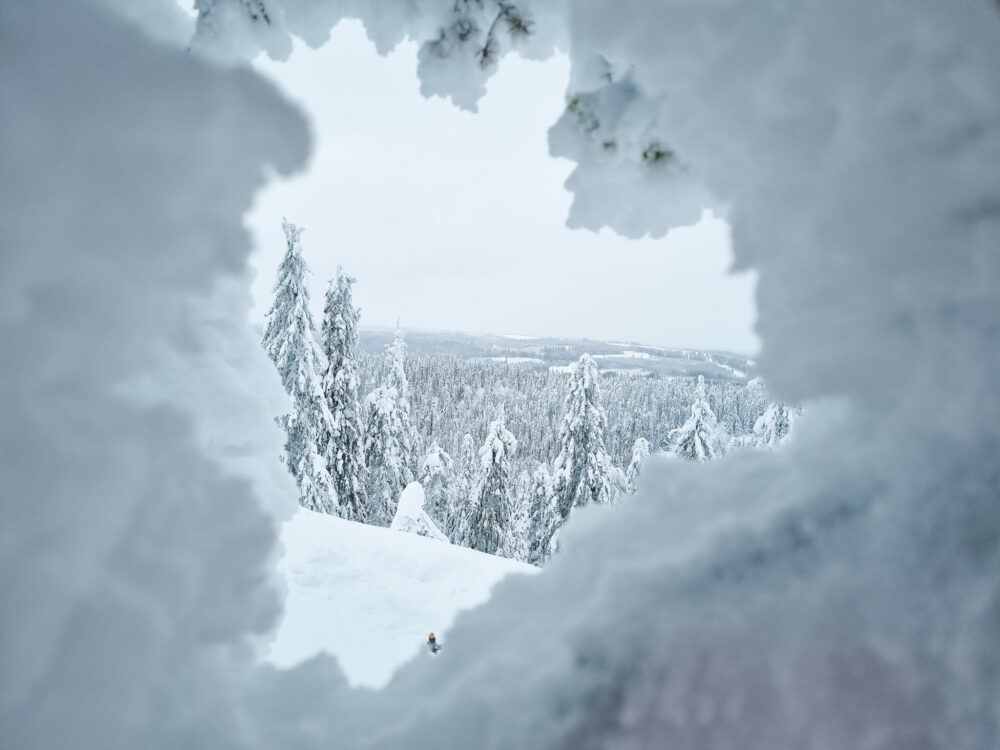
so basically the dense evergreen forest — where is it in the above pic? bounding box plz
[360,353,775,482]
[263,219,796,565]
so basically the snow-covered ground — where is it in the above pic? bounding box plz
[474,356,546,365]
[266,509,535,688]
[593,350,658,360]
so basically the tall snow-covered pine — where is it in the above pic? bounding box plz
[261,218,336,513]
[386,323,419,472]
[527,464,559,566]
[550,354,623,520]
[418,440,456,534]
[363,325,416,525]
[460,405,517,556]
[321,267,369,521]
[668,375,728,461]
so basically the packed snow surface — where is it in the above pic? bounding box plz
[267,509,534,688]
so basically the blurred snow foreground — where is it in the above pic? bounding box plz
[1,0,998,748]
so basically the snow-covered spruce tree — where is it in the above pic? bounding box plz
[363,387,412,526]
[738,377,771,435]
[460,405,517,556]
[529,464,553,522]
[550,354,624,520]
[446,432,479,540]
[527,464,560,566]
[261,218,336,514]
[387,323,419,473]
[457,432,478,495]
[418,440,455,534]
[363,326,416,526]
[320,268,369,522]
[667,375,729,461]
[501,470,533,562]
[626,437,651,494]
[753,402,796,449]
[516,469,532,515]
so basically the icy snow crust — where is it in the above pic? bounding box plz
[3,0,999,749]
[269,508,530,687]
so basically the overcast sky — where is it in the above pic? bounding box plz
[247,21,758,354]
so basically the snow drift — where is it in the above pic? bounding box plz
[2,0,998,749]
[269,507,531,687]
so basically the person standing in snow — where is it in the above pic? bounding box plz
[427,632,441,654]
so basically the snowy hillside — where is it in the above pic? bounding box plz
[266,509,535,688]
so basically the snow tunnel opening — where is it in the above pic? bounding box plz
[243,19,770,687]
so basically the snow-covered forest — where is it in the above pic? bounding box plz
[262,219,794,563]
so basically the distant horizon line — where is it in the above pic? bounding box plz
[354,324,757,360]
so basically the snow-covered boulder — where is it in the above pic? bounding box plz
[390,483,448,542]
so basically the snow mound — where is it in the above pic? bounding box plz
[267,509,534,688]
[390,482,448,542]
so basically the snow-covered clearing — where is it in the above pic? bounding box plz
[267,509,535,688]
[593,350,658,360]
[475,356,545,365]
[602,368,653,377]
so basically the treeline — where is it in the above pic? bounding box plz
[262,219,796,566]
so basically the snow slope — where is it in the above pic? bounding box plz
[266,509,535,688]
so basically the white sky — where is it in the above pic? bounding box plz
[247,21,759,354]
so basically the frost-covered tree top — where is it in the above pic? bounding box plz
[321,267,368,522]
[363,382,414,527]
[322,267,360,377]
[526,463,558,566]
[419,440,455,533]
[668,375,727,462]
[191,0,566,110]
[419,440,453,481]
[754,402,795,449]
[458,432,478,477]
[363,327,418,526]
[477,405,518,476]
[387,322,411,406]
[461,405,518,555]
[626,436,650,493]
[552,353,621,516]
[261,217,336,514]
[261,218,324,396]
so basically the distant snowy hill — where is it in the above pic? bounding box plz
[359,328,756,382]
[266,509,535,688]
